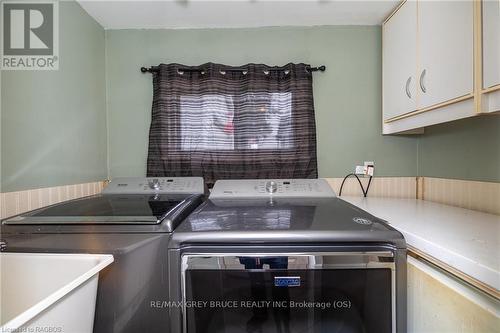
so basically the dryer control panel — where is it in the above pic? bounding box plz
[210,179,336,199]
[102,177,205,195]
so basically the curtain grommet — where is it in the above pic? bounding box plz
[220,70,226,75]
[263,70,270,75]
[177,69,184,75]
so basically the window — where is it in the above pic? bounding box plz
[180,92,293,151]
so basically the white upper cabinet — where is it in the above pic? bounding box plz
[418,0,474,109]
[383,1,417,120]
[483,0,500,89]
[382,0,478,134]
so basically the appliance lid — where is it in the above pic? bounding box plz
[3,194,192,225]
[170,197,406,249]
[178,197,392,232]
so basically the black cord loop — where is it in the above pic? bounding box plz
[338,173,373,197]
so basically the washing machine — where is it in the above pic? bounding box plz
[1,177,205,333]
[168,179,406,333]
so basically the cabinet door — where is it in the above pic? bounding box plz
[383,0,418,120]
[418,0,474,109]
[483,0,500,89]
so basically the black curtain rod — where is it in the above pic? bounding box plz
[140,65,326,74]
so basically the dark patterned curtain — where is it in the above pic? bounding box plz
[147,62,318,185]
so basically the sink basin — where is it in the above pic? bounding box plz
[0,252,113,332]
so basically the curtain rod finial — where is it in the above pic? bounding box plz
[318,65,326,71]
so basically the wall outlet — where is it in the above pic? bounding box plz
[364,161,375,176]
[355,165,365,175]
[354,162,375,176]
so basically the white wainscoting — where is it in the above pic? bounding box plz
[0,181,105,219]
[326,176,499,215]
[326,177,417,199]
[422,177,500,215]
[1,177,498,219]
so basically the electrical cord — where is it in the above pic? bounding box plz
[338,173,373,197]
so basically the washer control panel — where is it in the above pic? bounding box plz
[210,179,336,199]
[102,177,205,195]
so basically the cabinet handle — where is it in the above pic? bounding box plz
[405,76,412,99]
[419,69,427,93]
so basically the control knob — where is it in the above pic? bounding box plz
[148,179,161,190]
[265,181,278,194]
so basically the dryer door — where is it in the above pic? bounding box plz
[181,251,396,333]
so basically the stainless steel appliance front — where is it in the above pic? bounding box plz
[180,250,397,333]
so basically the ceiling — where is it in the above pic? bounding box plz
[77,0,399,30]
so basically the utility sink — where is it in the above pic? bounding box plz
[0,253,113,333]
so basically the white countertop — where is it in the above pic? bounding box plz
[340,196,500,291]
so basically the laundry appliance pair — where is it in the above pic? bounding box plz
[2,178,406,333]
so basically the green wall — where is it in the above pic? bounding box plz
[2,9,497,191]
[1,1,107,192]
[417,116,500,182]
[105,26,418,179]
